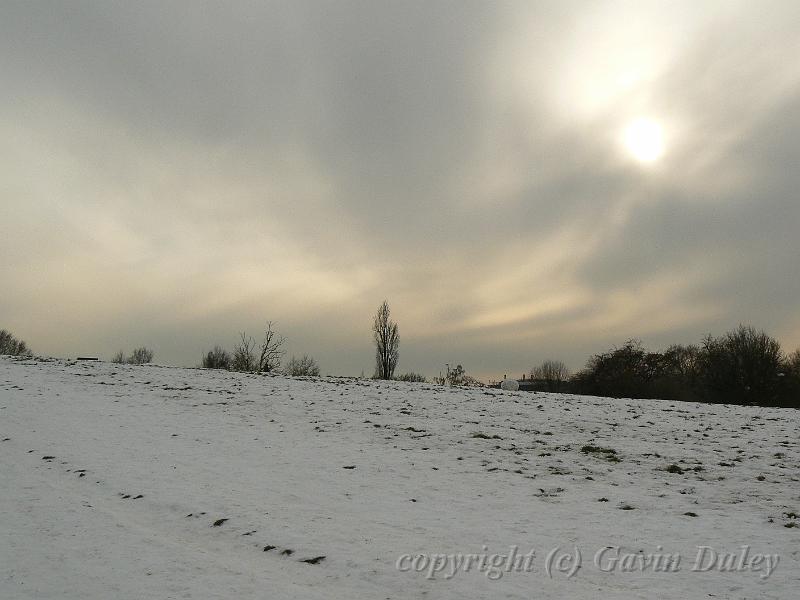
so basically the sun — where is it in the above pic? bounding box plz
[623,118,664,163]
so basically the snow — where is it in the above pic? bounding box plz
[1,356,798,599]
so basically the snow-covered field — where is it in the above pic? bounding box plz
[1,357,798,599]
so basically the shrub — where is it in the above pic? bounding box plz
[111,351,126,364]
[432,364,483,387]
[231,333,257,372]
[778,349,800,407]
[461,375,485,387]
[202,346,231,370]
[700,326,783,405]
[0,329,32,357]
[284,354,320,377]
[395,372,427,383]
[572,340,653,398]
[127,347,154,365]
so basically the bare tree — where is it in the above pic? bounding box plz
[231,332,257,372]
[373,300,399,380]
[257,321,286,373]
[530,359,571,391]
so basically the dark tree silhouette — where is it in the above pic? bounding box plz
[530,359,571,391]
[231,332,256,372]
[700,325,783,405]
[373,300,399,380]
[0,329,32,357]
[257,321,285,373]
[202,346,231,370]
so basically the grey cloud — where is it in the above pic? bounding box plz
[2,1,799,376]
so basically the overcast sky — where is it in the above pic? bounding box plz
[2,1,799,379]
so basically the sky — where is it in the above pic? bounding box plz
[2,1,799,380]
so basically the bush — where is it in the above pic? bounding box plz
[781,349,800,407]
[111,347,154,365]
[395,372,427,383]
[284,354,320,377]
[700,326,783,405]
[432,364,483,387]
[461,375,485,387]
[572,340,654,399]
[127,347,154,365]
[202,346,231,370]
[654,344,702,401]
[231,333,256,372]
[0,329,32,357]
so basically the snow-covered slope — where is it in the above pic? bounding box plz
[1,357,798,599]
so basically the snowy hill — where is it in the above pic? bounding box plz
[1,357,798,599]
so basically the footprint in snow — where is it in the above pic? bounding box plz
[300,556,326,564]
[212,518,228,527]
[281,549,294,556]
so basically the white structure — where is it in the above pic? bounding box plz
[500,379,519,391]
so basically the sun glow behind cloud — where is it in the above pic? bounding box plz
[623,118,665,163]
[2,2,800,377]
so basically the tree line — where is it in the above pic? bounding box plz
[560,325,799,407]
[3,314,798,408]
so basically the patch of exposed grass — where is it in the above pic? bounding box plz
[581,445,621,462]
[471,432,502,440]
